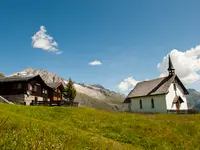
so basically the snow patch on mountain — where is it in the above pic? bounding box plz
[74,84,105,100]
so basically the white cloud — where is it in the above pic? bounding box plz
[88,60,102,66]
[158,45,200,84]
[55,51,63,55]
[117,77,139,92]
[32,26,62,54]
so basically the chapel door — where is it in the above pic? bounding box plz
[175,101,180,114]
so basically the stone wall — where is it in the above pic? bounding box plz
[24,95,43,105]
[24,95,34,105]
[2,94,44,105]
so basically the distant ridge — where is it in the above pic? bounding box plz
[186,88,200,110]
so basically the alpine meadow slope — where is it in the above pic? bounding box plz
[0,103,200,150]
[8,68,125,110]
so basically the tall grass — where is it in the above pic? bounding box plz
[0,103,200,150]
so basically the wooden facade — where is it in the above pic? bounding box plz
[27,76,52,101]
[0,75,65,105]
[0,75,50,95]
[46,82,65,101]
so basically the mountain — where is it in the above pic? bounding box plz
[9,68,125,110]
[9,68,200,111]
[186,88,200,110]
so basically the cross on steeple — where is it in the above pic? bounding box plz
[168,55,175,76]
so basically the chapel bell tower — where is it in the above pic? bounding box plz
[168,55,175,76]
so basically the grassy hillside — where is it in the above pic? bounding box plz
[0,104,200,150]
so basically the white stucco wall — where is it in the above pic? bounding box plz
[130,95,167,113]
[165,83,188,110]
[119,103,131,112]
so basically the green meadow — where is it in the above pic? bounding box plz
[0,103,200,150]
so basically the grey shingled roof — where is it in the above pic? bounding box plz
[0,75,62,91]
[126,75,188,99]
[0,75,39,82]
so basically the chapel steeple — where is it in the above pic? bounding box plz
[168,55,175,76]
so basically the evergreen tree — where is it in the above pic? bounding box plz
[63,78,76,104]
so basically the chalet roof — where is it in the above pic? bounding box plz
[46,82,64,89]
[0,75,53,90]
[0,75,39,82]
[0,75,64,90]
[125,75,189,101]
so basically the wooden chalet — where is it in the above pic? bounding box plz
[0,75,79,106]
[46,82,65,101]
[0,75,52,105]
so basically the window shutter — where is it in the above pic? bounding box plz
[28,84,32,90]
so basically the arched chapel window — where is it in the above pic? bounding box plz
[139,99,143,109]
[151,98,155,108]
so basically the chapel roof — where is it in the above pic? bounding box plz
[124,75,188,102]
[124,55,189,103]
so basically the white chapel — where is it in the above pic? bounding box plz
[124,56,189,113]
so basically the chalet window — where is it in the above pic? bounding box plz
[42,89,48,94]
[17,83,22,89]
[12,84,17,89]
[33,85,37,92]
[151,98,155,108]
[28,84,32,90]
[12,83,22,89]
[139,99,143,109]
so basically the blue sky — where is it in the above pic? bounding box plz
[1,0,200,92]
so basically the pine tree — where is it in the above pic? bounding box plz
[63,78,76,104]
